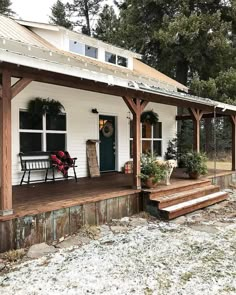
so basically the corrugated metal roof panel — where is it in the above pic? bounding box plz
[0,16,50,48]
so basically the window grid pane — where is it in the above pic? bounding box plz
[20,133,42,153]
[20,111,42,130]
[46,134,66,151]
[46,114,66,131]
[105,51,116,64]
[117,55,128,67]
[85,45,98,59]
[153,122,162,138]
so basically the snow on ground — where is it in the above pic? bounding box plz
[0,218,236,295]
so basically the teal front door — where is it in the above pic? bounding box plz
[99,115,116,172]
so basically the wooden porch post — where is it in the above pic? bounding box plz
[123,97,148,189]
[189,108,204,153]
[0,70,13,216]
[231,115,236,171]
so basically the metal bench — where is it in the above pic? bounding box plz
[19,152,78,185]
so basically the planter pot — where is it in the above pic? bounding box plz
[143,177,158,189]
[189,172,200,179]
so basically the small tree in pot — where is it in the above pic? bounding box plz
[140,153,167,188]
[181,152,208,179]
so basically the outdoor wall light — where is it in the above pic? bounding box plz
[92,108,99,114]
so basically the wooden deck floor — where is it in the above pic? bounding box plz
[1,168,233,222]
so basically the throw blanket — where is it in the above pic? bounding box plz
[51,151,74,177]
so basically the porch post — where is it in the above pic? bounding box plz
[189,108,204,153]
[231,115,236,171]
[0,70,13,216]
[123,97,148,189]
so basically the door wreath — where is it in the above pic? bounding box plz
[102,121,114,137]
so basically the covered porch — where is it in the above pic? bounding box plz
[1,39,236,218]
[0,168,232,222]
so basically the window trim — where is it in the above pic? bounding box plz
[129,121,162,158]
[69,39,98,60]
[19,109,67,152]
[105,51,129,68]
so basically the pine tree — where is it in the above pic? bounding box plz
[66,0,104,36]
[0,0,14,16]
[116,0,233,85]
[93,5,119,42]
[50,0,72,29]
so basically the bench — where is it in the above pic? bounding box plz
[19,152,78,185]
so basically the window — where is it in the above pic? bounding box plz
[117,55,128,67]
[69,40,98,59]
[129,121,162,158]
[19,111,67,153]
[69,40,85,55]
[105,51,128,68]
[105,52,116,64]
[85,45,98,58]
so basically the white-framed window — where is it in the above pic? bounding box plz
[105,51,128,68]
[129,121,162,158]
[69,40,98,59]
[19,110,67,153]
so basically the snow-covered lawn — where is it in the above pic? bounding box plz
[0,219,236,295]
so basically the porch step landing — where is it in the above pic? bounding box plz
[144,180,228,220]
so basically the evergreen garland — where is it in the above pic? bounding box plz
[141,110,159,125]
[27,97,65,117]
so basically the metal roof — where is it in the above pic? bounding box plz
[0,16,52,48]
[0,16,235,113]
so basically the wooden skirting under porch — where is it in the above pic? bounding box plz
[0,170,235,253]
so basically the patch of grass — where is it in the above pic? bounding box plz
[81,225,100,240]
[207,161,231,170]
[4,249,25,262]
[181,272,193,283]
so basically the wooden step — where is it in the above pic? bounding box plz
[148,179,212,200]
[155,185,220,209]
[160,191,228,220]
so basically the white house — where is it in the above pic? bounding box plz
[0,16,188,186]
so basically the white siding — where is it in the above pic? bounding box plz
[32,28,64,49]
[12,81,177,185]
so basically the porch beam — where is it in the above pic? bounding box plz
[0,78,32,99]
[123,96,148,189]
[0,63,218,112]
[0,70,13,216]
[189,108,204,153]
[176,112,227,120]
[231,115,236,171]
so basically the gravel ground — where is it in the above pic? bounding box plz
[0,194,236,295]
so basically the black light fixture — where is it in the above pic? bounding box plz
[92,108,99,114]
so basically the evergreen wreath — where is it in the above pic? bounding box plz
[141,110,159,125]
[27,97,65,117]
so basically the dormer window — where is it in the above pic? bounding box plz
[105,52,116,64]
[117,56,128,67]
[69,39,98,59]
[85,45,98,59]
[105,51,128,68]
[69,40,85,55]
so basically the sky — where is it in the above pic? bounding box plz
[11,0,114,23]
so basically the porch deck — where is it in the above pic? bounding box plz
[1,168,233,222]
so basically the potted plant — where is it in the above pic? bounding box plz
[181,152,208,179]
[140,153,167,188]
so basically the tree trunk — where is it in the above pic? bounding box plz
[176,59,188,86]
[84,0,91,36]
